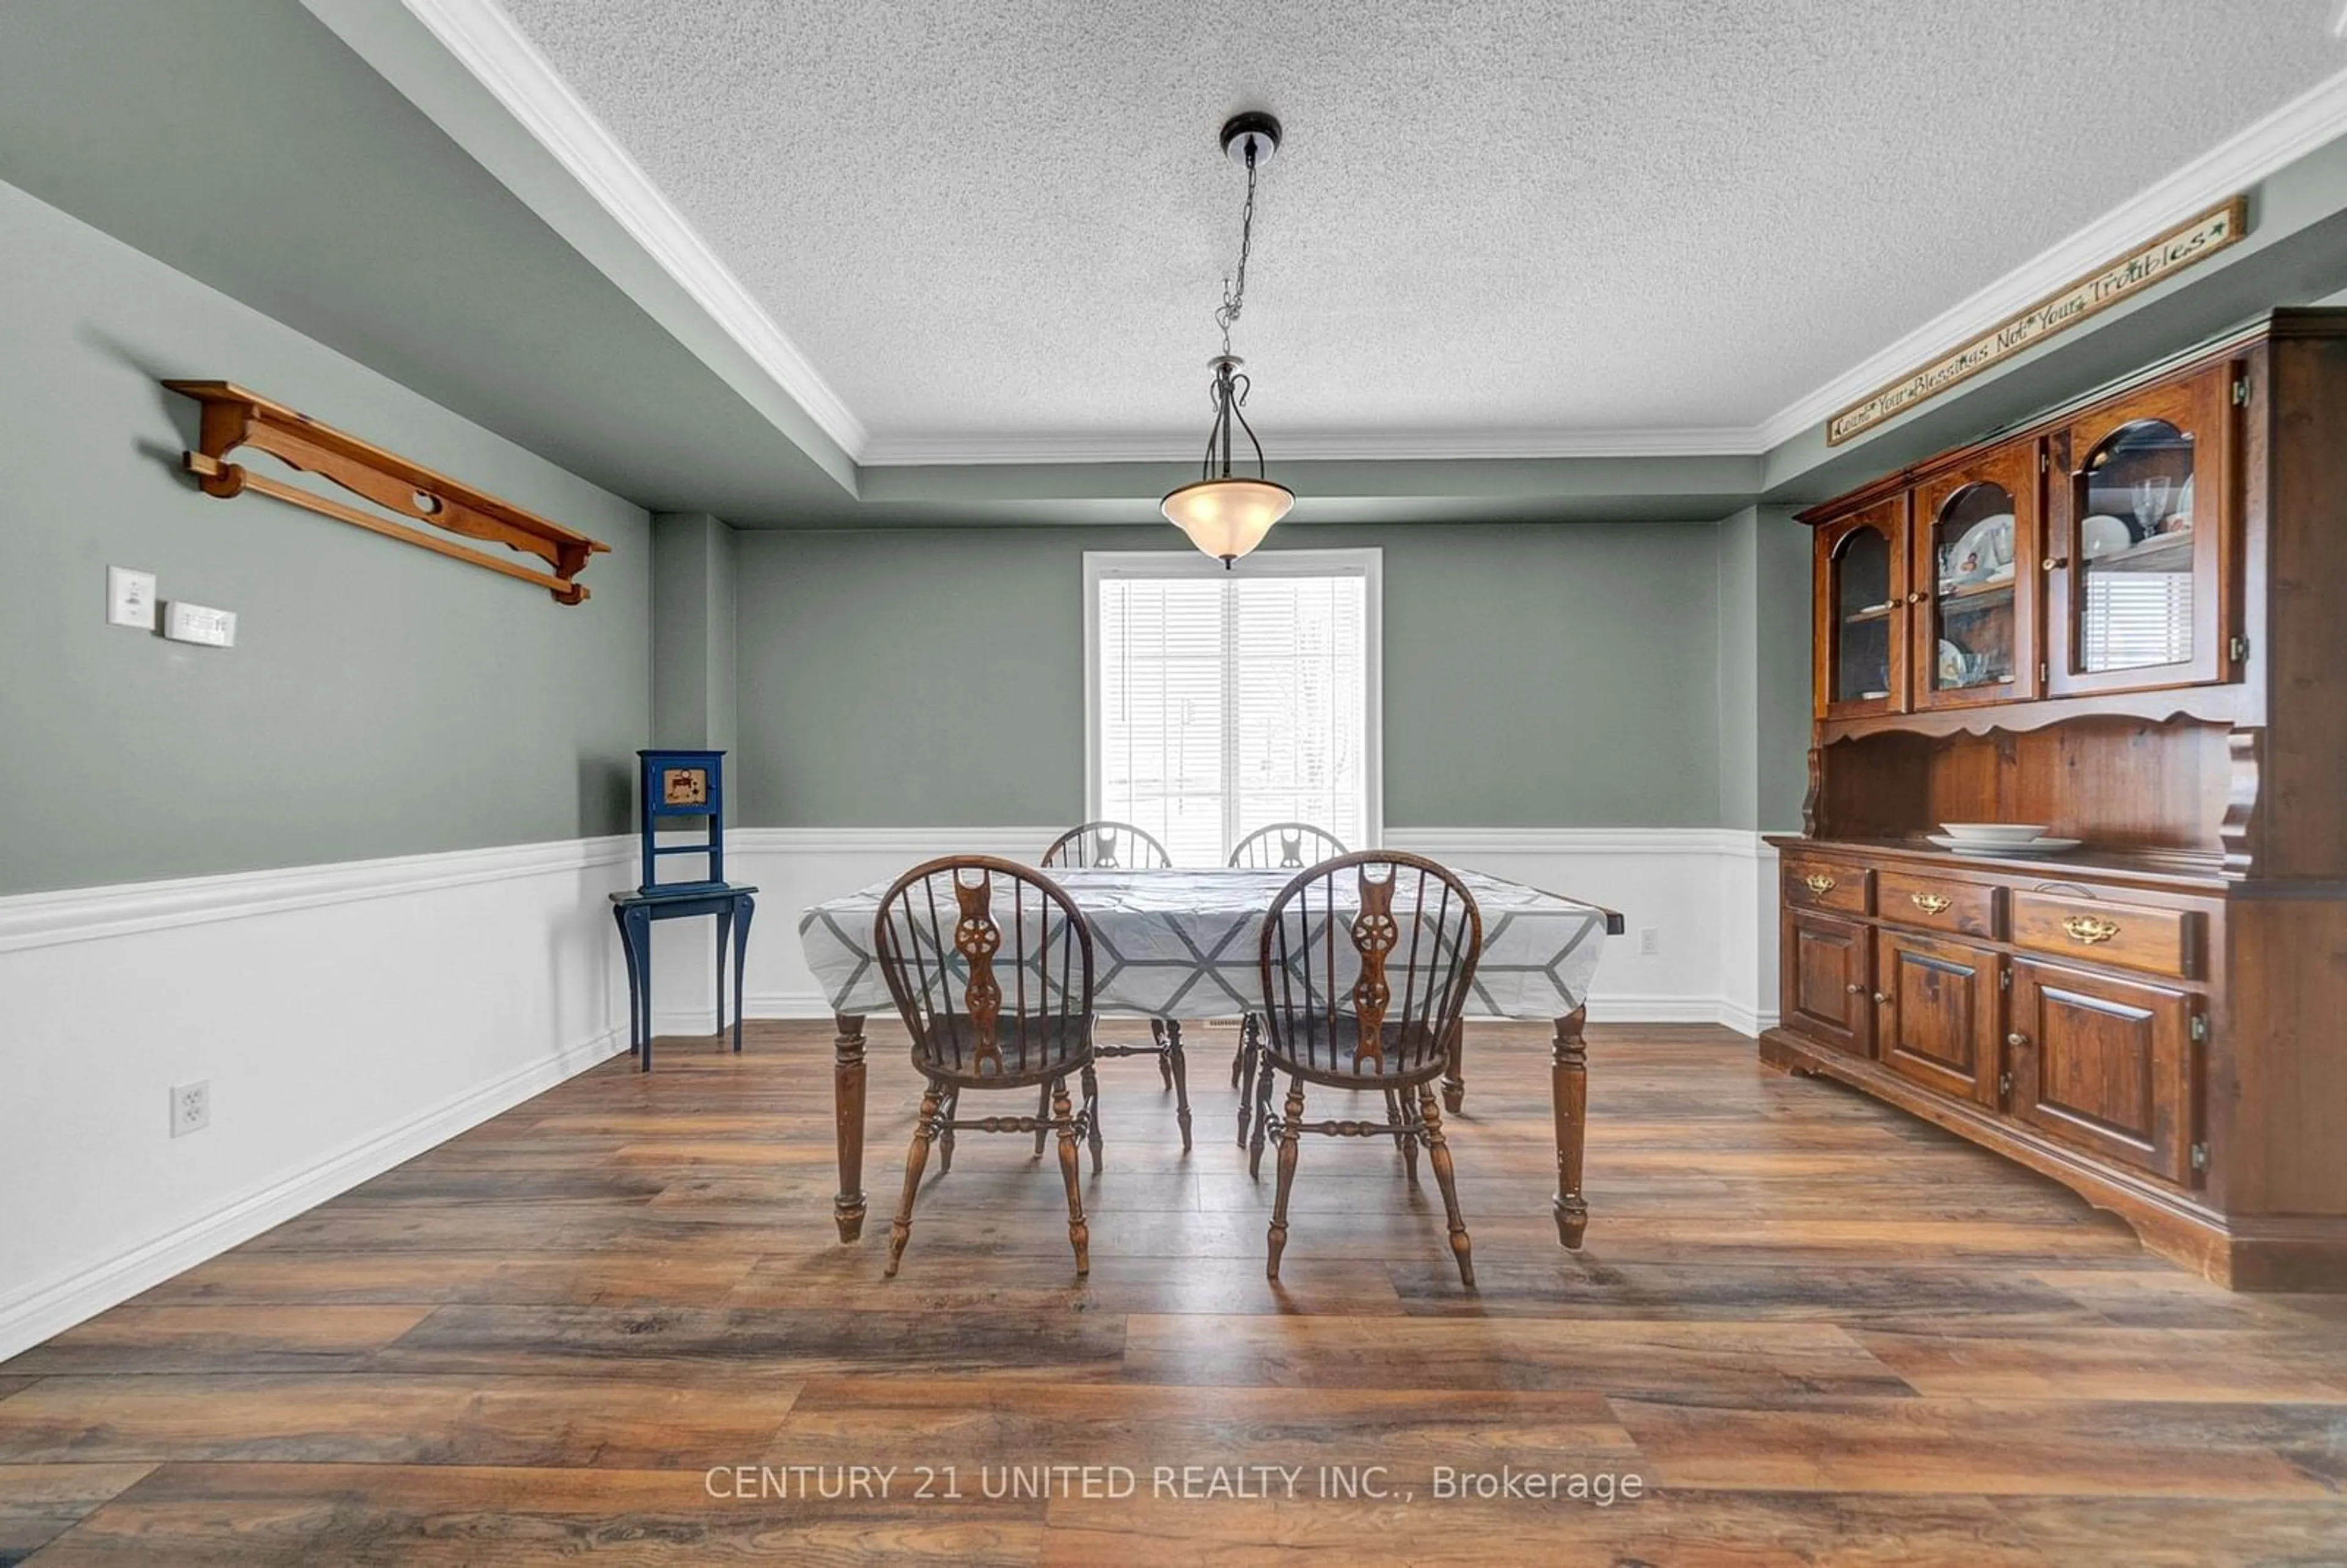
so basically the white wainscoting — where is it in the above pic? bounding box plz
[1714,833,1785,1038]
[707,827,1777,1035]
[0,836,636,1362]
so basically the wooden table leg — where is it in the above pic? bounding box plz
[834,1012,868,1242]
[1551,1008,1589,1248]
[1442,1016,1466,1113]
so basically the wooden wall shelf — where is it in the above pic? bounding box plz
[164,381,609,604]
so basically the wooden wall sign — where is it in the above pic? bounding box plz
[1826,196,2247,446]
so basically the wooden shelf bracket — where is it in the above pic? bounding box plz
[164,381,610,604]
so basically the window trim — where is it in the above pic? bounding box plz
[1082,548,1383,851]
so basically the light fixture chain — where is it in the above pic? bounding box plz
[1214,145,1258,359]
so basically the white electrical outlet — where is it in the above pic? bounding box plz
[1639,926,1661,956]
[171,1080,210,1137]
[108,566,158,629]
[163,601,237,648]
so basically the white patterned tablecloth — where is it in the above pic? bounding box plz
[798,866,1611,1022]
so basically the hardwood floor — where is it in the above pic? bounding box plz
[4,1020,2344,1564]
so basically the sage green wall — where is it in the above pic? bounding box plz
[1715,506,1812,832]
[650,514,736,749]
[0,176,653,895]
[733,523,1728,829]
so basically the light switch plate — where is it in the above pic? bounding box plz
[164,601,237,648]
[108,566,158,629]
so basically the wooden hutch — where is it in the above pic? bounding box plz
[1762,308,2347,1289]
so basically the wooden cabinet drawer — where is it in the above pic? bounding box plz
[1878,870,2000,939]
[1783,859,1871,915]
[2011,891,2198,979]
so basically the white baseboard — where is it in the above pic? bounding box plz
[722,826,1781,1035]
[0,834,637,1363]
[1717,1001,1784,1037]
[0,1025,626,1362]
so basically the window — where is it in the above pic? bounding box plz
[1085,550,1380,866]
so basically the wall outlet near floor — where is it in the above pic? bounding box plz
[171,1080,210,1137]
[108,566,158,629]
[1638,926,1661,956]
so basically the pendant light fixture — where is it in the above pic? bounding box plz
[1161,112,1295,567]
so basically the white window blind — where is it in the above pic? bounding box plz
[1090,552,1376,866]
[2082,571,2193,671]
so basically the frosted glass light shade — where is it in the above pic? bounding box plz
[1160,477,1296,565]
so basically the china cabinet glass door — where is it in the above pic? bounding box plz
[1914,442,2040,709]
[1818,497,1908,717]
[2048,364,2235,695]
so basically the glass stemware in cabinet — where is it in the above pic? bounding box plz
[1929,482,2018,695]
[2079,420,2196,674]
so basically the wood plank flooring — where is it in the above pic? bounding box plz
[4,1019,2345,1564]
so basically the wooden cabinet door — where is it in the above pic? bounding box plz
[2008,960,2199,1184]
[1783,912,1873,1057]
[1815,496,1911,719]
[1912,440,2043,709]
[2044,361,2239,697]
[1874,929,2001,1108]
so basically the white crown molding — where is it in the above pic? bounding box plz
[0,835,632,954]
[395,7,2347,472]
[399,0,869,458]
[857,425,1770,467]
[1753,64,2347,451]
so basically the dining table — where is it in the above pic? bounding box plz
[798,864,1621,1250]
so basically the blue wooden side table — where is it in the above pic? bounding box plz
[610,884,757,1071]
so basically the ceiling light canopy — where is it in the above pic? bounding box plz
[1161,112,1294,566]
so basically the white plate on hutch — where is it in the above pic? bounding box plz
[1926,833,2083,857]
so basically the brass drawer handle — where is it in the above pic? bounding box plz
[2061,914,2121,945]
[1911,892,1952,915]
[1803,872,1837,894]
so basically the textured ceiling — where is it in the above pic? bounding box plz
[496,0,2347,456]
[0,0,861,524]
